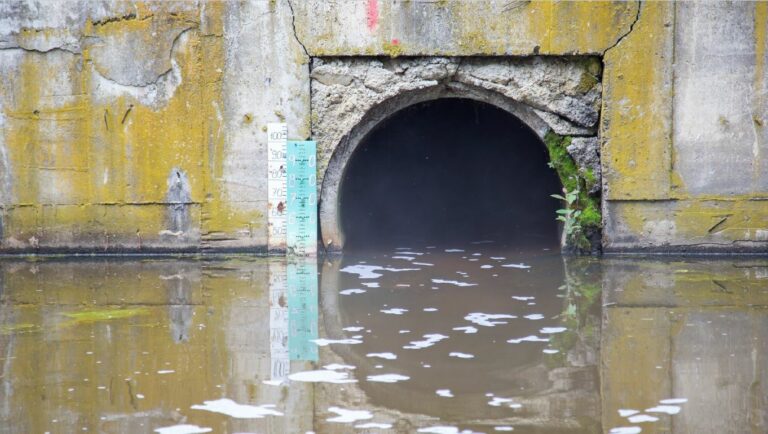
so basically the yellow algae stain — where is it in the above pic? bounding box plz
[601,1,674,200]
[0,4,247,246]
[62,307,150,323]
[0,323,39,335]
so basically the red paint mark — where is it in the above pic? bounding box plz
[366,0,379,31]
[391,38,399,45]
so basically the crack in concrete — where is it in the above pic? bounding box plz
[0,44,81,55]
[286,0,309,57]
[603,1,643,56]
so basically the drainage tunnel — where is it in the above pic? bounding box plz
[339,98,562,249]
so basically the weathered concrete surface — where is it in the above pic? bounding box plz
[311,56,601,250]
[602,1,768,252]
[0,0,765,253]
[293,0,639,57]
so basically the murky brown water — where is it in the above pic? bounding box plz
[0,247,766,433]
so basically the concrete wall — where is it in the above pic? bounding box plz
[0,1,766,253]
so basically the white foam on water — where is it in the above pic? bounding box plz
[453,326,478,334]
[488,397,521,408]
[659,398,688,404]
[312,338,362,346]
[341,265,420,279]
[444,249,464,253]
[341,265,383,279]
[543,349,559,354]
[646,405,681,415]
[449,352,474,359]
[618,409,639,417]
[323,364,355,371]
[490,257,506,260]
[494,427,514,431]
[431,279,477,287]
[423,308,438,312]
[190,399,283,419]
[366,352,397,360]
[326,407,373,423]
[628,414,658,423]
[465,312,516,327]
[609,428,642,434]
[399,330,411,334]
[288,370,356,383]
[436,389,454,397]
[381,308,408,315]
[404,334,449,349]
[524,314,545,320]
[507,335,549,344]
[540,327,567,334]
[413,262,434,266]
[481,265,494,269]
[340,289,366,295]
[356,423,393,429]
[512,296,535,301]
[154,424,212,434]
[396,284,411,287]
[502,263,531,269]
[362,282,380,288]
[343,326,365,332]
[418,427,459,434]
[397,251,424,255]
[367,374,410,383]
[392,256,415,261]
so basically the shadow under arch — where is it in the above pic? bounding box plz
[319,82,562,252]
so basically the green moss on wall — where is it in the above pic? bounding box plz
[544,131,602,253]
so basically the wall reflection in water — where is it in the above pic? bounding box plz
[600,258,768,433]
[0,253,765,433]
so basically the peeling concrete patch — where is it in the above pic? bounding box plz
[164,168,192,239]
[89,26,192,109]
[0,113,13,206]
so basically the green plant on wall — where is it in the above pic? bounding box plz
[552,183,582,244]
[544,131,602,253]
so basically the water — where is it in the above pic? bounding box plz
[0,247,766,433]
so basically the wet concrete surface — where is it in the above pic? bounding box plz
[0,246,766,433]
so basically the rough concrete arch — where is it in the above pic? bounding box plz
[311,57,602,252]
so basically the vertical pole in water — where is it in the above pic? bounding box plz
[268,259,289,381]
[286,141,317,256]
[286,141,318,361]
[286,140,318,362]
[267,123,288,252]
[267,123,289,379]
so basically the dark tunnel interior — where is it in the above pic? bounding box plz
[339,98,563,250]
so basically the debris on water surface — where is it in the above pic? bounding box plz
[367,374,410,383]
[190,398,283,418]
[154,424,212,434]
[326,407,373,423]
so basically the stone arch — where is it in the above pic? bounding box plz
[311,57,602,252]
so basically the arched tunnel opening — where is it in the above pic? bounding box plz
[339,98,563,250]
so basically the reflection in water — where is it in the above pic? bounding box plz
[0,251,766,433]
